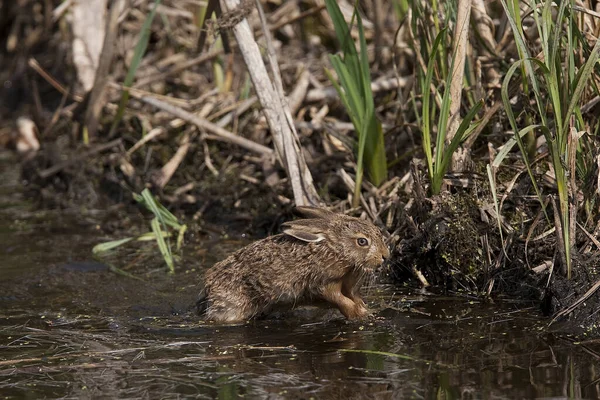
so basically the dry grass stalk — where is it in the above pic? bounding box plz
[71,0,107,92]
[138,95,274,157]
[84,0,127,138]
[152,130,196,189]
[218,0,320,206]
[447,0,472,172]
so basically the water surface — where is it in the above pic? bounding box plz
[1,151,598,399]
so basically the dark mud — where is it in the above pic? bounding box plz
[2,151,600,399]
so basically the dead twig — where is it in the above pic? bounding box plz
[28,58,83,102]
[217,0,319,205]
[305,77,409,103]
[151,130,196,189]
[84,0,127,137]
[447,0,472,172]
[138,95,273,157]
[38,138,123,179]
[550,279,600,326]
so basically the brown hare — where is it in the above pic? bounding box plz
[198,206,389,322]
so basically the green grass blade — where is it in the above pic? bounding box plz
[176,225,187,251]
[357,12,372,100]
[136,189,182,230]
[421,29,447,183]
[93,237,134,254]
[500,0,547,126]
[438,99,483,182]
[151,217,174,273]
[142,188,167,226]
[324,0,387,191]
[109,0,161,137]
[324,67,357,129]
[492,125,541,168]
[329,56,365,123]
[435,59,454,176]
[501,60,550,214]
[501,59,548,220]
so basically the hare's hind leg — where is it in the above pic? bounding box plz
[204,293,255,323]
[319,281,369,320]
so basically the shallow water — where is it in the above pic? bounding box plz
[1,151,600,399]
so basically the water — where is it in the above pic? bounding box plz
[1,150,599,399]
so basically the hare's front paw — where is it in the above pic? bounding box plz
[347,304,371,320]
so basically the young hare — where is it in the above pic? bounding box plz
[198,206,389,322]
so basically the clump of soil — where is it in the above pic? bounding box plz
[389,190,543,299]
[543,253,600,334]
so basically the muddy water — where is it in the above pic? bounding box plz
[1,151,599,399]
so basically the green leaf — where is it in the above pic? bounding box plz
[151,217,174,274]
[501,59,549,221]
[92,237,134,254]
[109,0,162,137]
[324,0,387,197]
[421,29,447,183]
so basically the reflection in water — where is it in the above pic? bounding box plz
[1,151,600,399]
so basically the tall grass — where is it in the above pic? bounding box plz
[416,23,482,195]
[324,0,387,207]
[500,0,600,279]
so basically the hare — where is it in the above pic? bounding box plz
[197,206,390,322]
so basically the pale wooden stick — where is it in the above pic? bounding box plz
[218,0,320,206]
[447,0,472,172]
[139,95,273,157]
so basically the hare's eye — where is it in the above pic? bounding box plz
[357,237,369,247]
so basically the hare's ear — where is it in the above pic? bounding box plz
[281,221,327,243]
[294,206,334,220]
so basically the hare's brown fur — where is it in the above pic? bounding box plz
[199,207,389,322]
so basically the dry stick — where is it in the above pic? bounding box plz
[373,0,384,69]
[551,196,568,277]
[38,138,122,178]
[550,279,600,326]
[447,0,472,172]
[84,0,127,137]
[216,96,257,127]
[255,0,320,206]
[71,0,107,92]
[139,95,273,157]
[305,76,409,103]
[153,131,195,189]
[52,0,75,21]
[567,126,582,266]
[133,49,224,89]
[127,127,165,156]
[256,0,309,206]
[135,5,326,90]
[217,0,319,206]
[287,69,311,116]
[28,58,83,102]
[578,221,600,252]
[42,85,71,137]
